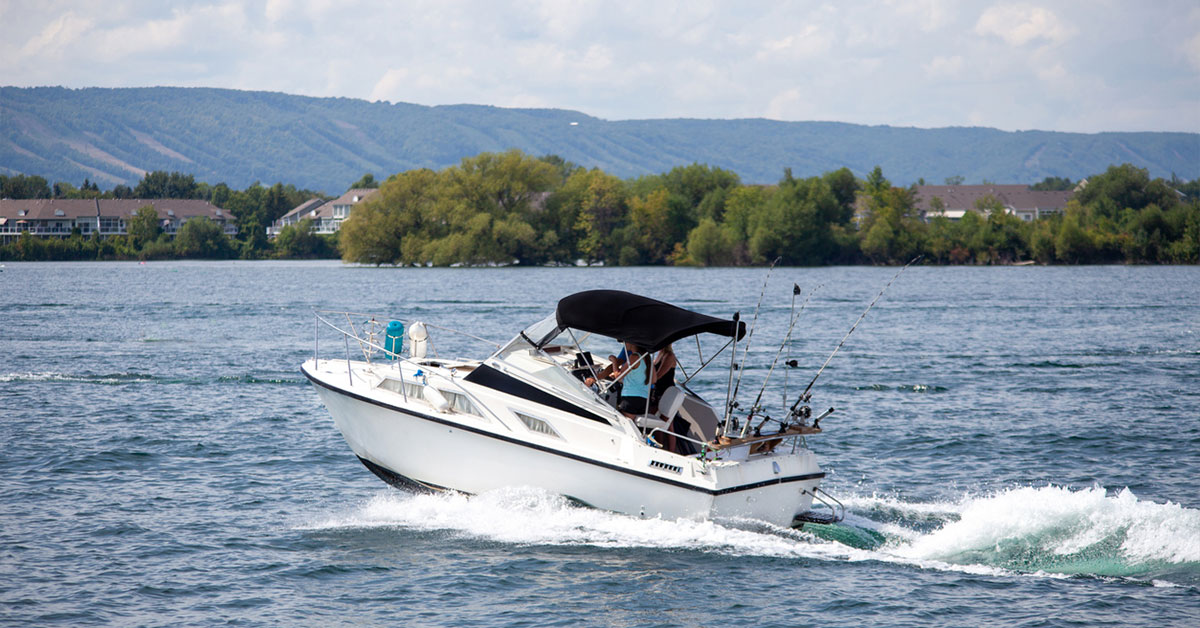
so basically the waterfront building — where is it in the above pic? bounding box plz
[268,188,378,238]
[0,198,237,244]
[267,198,326,238]
[914,185,1073,222]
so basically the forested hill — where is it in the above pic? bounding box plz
[3,86,1197,195]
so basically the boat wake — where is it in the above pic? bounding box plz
[303,484,1200,585]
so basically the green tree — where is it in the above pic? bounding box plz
[858,174,923,264]
[175,217,234,258]
[1031,176,1073,191]
[865,166,891,198]
[209,183,232,207]
[127,205,162,249]
[685,218,736,266]
[53,182,76,198]
[134,171,198,199]
[1054,204,1094,263]
[629,188,674,264]
[450,150,558,218]
[263,183,291,224]
[1,174,52,199]
[1163,206,1199,263]
[924,216,960,263]
[538,154,583,185]
[823,167,861,223]
[1076,164,1179,216]
[274,218,327,258]
[1029,219,1056,263]
[568,169,628,264]
[742,172,851,265]
[350,173,380,189]
[982,201,1029,263]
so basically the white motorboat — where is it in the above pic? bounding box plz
[302,290,842,528]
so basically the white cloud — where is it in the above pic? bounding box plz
[975,3,1073,46]
[90,3,249,62]
[1035,61,1066,82]
[764,86,829,121]
[756,25,834,61]
[924,55,965,78]
[886,0,953,33]
[1184,31,1200,73]
[264,0,292,23]
[369,68,409,103]
[513,42,614,79]
[19,11,93,59]
[0,1,1196,133]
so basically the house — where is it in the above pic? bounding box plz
[0,198,237,244]
[266,198,326,238]
[914,185,1073,222]
[268,188,379,238]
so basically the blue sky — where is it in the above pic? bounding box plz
[2,0,1197,133]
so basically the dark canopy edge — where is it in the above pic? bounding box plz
[555,290,746,353]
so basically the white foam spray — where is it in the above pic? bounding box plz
[303,484,1200,581]
[892,485,1200,572]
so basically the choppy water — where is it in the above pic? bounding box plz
[1,261,1198,627]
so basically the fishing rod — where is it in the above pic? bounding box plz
[724,257,780,436]
[787,255,922,420]
[721,312,740,436]
[783,283,797,414]
[741,282,821,438]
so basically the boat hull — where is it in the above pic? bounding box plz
[306,362,824,527]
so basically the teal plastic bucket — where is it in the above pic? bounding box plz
[384,320,404,359]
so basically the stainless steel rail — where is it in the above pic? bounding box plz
[645,425,808,461]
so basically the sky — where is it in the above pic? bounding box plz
[2,0,1198,133]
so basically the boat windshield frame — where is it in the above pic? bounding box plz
[488,315,621,419]
[491,314,561,359]
[488,301,739,424]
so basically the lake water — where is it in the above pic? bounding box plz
[2,261,1198,627]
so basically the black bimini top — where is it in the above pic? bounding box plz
[554,290,745,353]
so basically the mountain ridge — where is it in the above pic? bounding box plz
[2,86,1196,194]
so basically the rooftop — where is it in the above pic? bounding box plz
[0,198,230,221]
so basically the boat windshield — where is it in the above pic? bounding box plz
[491,315,609,398]
[493,314,560,358]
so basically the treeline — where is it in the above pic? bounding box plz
[341,151,1200,266]
[0,171,372,261]
[4,156,1199,265]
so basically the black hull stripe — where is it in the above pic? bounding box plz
[303,366,824,496]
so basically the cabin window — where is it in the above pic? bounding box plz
[377,377,425,401]
[515,412,561,439]
[442,390,482,417]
